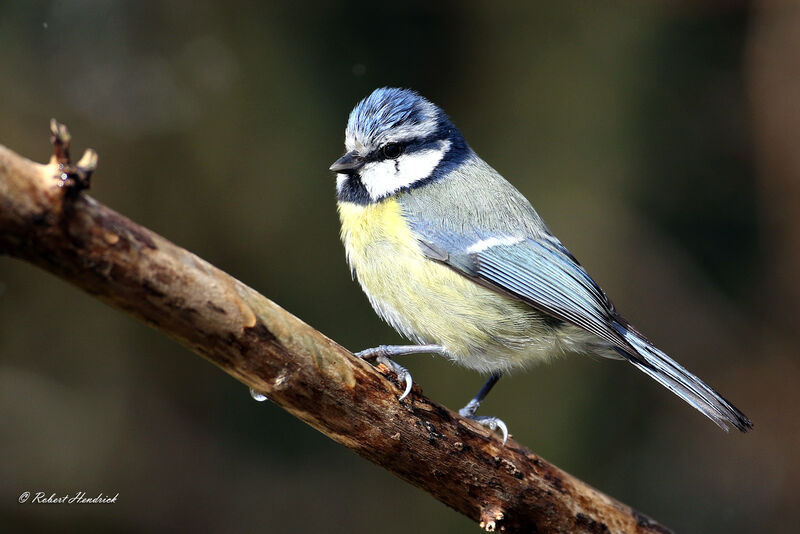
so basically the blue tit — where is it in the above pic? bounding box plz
[330,87,752,443]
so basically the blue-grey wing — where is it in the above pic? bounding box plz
[419,233,631,352]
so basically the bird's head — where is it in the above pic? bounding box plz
[331,87,469,204]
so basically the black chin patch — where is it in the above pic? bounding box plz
[336,173,372,205]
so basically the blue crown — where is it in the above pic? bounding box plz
[346,87,440,147]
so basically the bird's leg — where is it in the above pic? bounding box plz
[355,344,446,401]
[459,373,508,444]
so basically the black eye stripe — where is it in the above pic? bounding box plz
[364,136,443,163]
[382,143,402,159]
[363,142,407,163]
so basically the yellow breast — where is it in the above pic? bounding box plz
[337,198,554,372]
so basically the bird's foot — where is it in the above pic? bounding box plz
[459,401,509,445]
[356,346,413,401]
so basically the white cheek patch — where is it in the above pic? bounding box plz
[359,160,398,199]
[466,236,524,253]
[360,140,450,200]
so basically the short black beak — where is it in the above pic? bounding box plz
[329,151,365,173]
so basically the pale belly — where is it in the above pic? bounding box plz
[337,198,572,373]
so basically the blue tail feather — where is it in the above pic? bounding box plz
[611,321,752,432]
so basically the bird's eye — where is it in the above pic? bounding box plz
[382,143,403,159]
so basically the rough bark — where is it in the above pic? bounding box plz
[0,124,671,533]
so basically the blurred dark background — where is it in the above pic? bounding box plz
[1,1,798,532]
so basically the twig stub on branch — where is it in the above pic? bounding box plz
[49,118,96,196]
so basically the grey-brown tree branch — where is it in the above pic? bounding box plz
[0,123,670,534]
